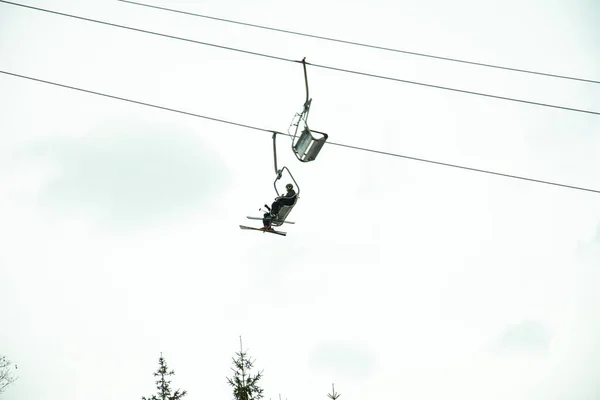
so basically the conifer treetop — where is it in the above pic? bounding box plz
[327,383,341,400]
[227,337,264,400]
[142,353,187,400]
[0,356,18,394]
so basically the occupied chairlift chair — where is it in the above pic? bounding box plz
[269,132,300,227]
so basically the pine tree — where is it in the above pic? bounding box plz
[227,337,264,400]
[142,353,187,400]
[327,383,341,400]
[0,355,17,394]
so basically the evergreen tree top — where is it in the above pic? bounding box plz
[142,353,187,400]
[227,337,264,400]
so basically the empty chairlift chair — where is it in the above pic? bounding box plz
[292,127,329,163]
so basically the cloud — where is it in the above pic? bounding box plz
[309,342,375,379]
[24,120,229,229]
[496,320,551,354]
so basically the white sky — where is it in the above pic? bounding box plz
[1,0,600,399]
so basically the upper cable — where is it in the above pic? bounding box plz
[1,1,599,116]
[118,0,600,85]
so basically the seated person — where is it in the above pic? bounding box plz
[263,183,297,229]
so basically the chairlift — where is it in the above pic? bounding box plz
[239,58,328,236]
[239,133,300,236]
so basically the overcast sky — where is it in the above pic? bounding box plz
[1,0,600,399]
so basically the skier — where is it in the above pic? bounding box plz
[263,183,297,229]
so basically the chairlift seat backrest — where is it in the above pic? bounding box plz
[271,195,298,226]
[293,128,328,162]
[272,204,293,227]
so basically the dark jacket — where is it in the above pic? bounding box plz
[277,189,296,205]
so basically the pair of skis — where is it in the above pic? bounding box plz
[239,216,295,237]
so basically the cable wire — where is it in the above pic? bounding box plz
[2,0,600,117]
[0,0,293,63]
[305,61,600,115]
[116,0,600,85]
[2,69,599,195]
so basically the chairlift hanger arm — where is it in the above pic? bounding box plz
[272,131,280,176]
[271,132,300,196]
[302,57,310,111]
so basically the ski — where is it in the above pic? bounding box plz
[239,225,287,236]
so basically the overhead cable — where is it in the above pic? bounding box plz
[2,0,599,117]
[116,0,600,85]
[2,69,599,195]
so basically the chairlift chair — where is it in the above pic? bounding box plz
[239,134,300,236]
[289,58,329,163]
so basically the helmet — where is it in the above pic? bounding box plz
[286,183,293,190]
